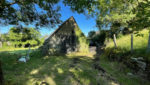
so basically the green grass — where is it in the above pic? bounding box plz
[103,29,150,85]
[107,29,149,51]
[0,47,39,52]
[99,55,150,85]
[105,29,150,60]
[1,47,150,85]
[0,48,108,85]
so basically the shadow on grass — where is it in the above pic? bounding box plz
[0,49,107,85]
[104,47,150,84]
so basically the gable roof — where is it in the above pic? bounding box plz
[49,16,77,37]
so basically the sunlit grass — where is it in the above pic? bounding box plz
[1,47,150,85]
[0,47,39,52]
[106,29,149,51]
[104,29,150,85]
[0,49,101,85]
[105,29,150,60]
[67,52,95,59]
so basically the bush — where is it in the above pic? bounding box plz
[89,30,107,46]
[1,27,43,48]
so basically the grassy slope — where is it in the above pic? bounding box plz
[103,29,150,85]
[99,55,150,85]
[106,29,150,60]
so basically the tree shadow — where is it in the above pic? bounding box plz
[0,49,120,85]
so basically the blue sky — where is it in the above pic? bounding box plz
[0,1,98,36]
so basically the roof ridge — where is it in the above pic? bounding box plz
[49,16,75,37]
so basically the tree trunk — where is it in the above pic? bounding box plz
[113,34,117,48]
[131,33,134,53]
[147,32,150,52]
[0,61,4,85]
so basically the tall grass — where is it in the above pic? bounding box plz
[106,29,150,60]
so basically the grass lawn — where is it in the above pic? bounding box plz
[0,48,109,85]
[0,48,150,85]
[0,47,39,52]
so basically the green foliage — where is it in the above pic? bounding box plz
[88,30,106,46]
[87,31,96,39]
[0,0,61,27]
[64,0,150,32]
[99,55,150,85]
[96,0,150,31]
[0,33,9,42]
[75,26,89,53]
[6,27,42,48]
[63,0,97,15]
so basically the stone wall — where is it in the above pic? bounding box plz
[41,17,89,55]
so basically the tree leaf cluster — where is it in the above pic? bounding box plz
[0,0,61,28]
[7,27,42,47]
[88,30,106,46]
[64,0,150,31]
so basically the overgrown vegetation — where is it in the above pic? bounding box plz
[99,55,150,85]
[74,26,89,53]
[104,29,150,81]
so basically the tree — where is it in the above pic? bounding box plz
[88,30,106,46]
[8,27,41,47]
[63,0,97,15]
[0,0,61,28]
[64,0,150,30]
[88,31,96,39]
[64,0,150,51]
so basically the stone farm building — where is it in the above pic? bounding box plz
[41,16,89,55]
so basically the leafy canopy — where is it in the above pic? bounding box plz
[64,0,150,31]
[8,27,42,47]
[0,0,61,28]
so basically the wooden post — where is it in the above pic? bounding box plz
[147,32,150,52]
[0,61,4,85]
[113,34,117,48]
[131,33,133,53]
